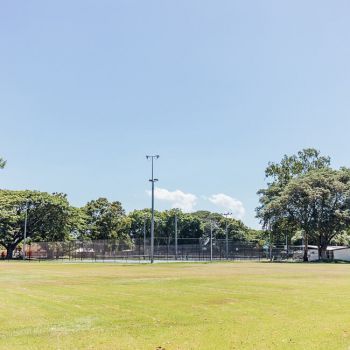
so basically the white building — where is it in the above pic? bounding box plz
[304,245,350,261]
[328,246,350,261]
[292,245,350,261]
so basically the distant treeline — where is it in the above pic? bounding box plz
[3,148,350,261]
[0,191,261,259]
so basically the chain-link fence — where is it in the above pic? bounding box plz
[17,238,310,262]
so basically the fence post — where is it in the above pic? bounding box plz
[175,214,178,260]
[269,230,273,262]
[210,220,213,262]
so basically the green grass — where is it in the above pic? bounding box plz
[1,262,350,350]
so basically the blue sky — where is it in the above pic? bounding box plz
[1,0,350,228]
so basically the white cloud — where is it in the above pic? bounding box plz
[208,193,245,220]
[148,187,198,212]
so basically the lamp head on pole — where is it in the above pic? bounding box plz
[146,155,160,160]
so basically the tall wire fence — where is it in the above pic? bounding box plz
[15,238,309,262]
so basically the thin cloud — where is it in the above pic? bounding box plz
[148,187,198,212]
[208,193,245,220]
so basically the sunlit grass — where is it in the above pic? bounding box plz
[0,261,349,349]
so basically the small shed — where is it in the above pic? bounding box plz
[292,245,350,261]
[304,245,350,261]
[328,246,350,261]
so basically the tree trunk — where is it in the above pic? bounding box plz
[6,245,15,259]
[303,232,308,262]
[318,245,328,260]
[318,235,329,261]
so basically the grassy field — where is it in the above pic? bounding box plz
[1,262,350,350]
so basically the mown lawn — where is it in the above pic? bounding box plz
[0,261,350,349]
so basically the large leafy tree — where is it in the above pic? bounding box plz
[264,148,330,186]
[67,206,88,240]
[0,190,71,258]
[128,209,152,240]
[259,168,350,260]
[257,149,332,255]
[159,209,202,244]
[83,198,131,241]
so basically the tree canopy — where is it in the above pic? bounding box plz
[257,149,350,260]
[82,198,132,242]
[0,190,71,258]
[9,149,350,262]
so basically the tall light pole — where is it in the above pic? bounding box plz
[205,218,217,262]
[222,212,232,260]
[146,155,159,263]
[143,215,147,257]
[175,213,178,260]
[23,200,29,260]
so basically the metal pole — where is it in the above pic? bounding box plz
[151,170,154,263]
[269,225,272,262]
[222,212,232,260]
[175,214,178,260]
[143,216,146,257]
[146,155,159,264]
[210,220,213,262]
[225,220,228,260]
[23,201,28,260]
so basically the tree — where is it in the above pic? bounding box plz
[191,211,251,241]
[332,228,350,246]
[67,207,88,240]
[264,148,330,187]
[161,209,203,244]
[128,209,152,240]
[0,190,71,258]
[128,209,203,245]
[307,168,350,258]
[259,168,350,260]
[175,212,203,243]
[127,209,256,245]
[83,198,131,242]
[257,149,332,260]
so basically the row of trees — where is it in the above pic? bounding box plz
[257,149,350,260]
[3,149,350,261]
[0,189,256,259]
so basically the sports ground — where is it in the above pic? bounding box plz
[1,262,349,350]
